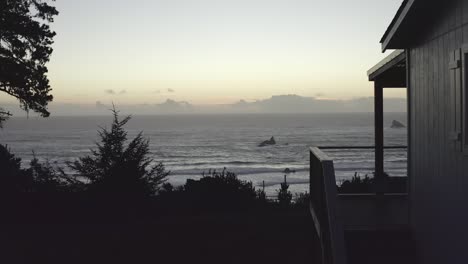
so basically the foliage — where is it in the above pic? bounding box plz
[0,0,58,126]
[159,168,262,211]
[0,107,9,128]
[338,172,373,193]
[28,155,82,192]
[294,192,310,208]
[0,144,32,193]
[185,168,258,209]
[0,144,78,193]
[277,175,292,206]
[256,189,267,203]
[68,108,170,197]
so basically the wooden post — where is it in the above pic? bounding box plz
[374,82,385,195]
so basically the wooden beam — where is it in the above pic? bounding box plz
[368,50,406,81]
[374,82,385,195]
[318,146,407,150]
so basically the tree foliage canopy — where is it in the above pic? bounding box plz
[0,0,58,126]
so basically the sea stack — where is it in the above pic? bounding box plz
[391,120,406,128]
[259,136,276,147]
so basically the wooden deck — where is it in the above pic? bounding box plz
[345,228,417,264]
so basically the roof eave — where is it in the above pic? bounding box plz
[380,0,416,52]
[368,50,406,81]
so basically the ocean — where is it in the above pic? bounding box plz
[0,113,407,196]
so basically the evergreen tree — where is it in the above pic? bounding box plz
[0,0,58,126]
[68,108,170,197]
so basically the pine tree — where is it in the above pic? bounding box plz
[68,107,170,197]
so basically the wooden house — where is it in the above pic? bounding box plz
[310,1,468,263]
[378,0,468,263]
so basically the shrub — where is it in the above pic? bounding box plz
[160,168,259,211]
[338,172,373,193]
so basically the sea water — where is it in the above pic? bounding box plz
[0,113,407,196]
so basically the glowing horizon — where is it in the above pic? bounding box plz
[1,0,406,107]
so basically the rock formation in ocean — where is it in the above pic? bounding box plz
[391,120,406,128]
[259,137,276,147]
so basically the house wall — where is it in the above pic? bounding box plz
[408,0,468,263]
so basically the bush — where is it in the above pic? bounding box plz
[338,173,373,193]
[159,168,263,211]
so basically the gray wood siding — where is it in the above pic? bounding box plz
[408,0,468,263]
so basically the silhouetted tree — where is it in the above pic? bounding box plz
[277,175,292,206]
[68,108,170,197]
[0,0,58,126]
[28,155,81,193]
[0,144,32,193]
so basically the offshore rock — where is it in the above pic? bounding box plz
[391,120,406,128]
[259,137,276,147]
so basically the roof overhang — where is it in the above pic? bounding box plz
[380,0,440,52]
[368,50,406,88]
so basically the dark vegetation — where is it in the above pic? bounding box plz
[338,172,407,193]
[0,109,308,214]
[0,110,316,264]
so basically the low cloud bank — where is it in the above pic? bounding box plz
[2,94,406,116]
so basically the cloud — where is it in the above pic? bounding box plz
[10,95,405,116]
[167,88,175,93]
[105,89,116,95]
[105,89,126,95]
[154,90,161,94]
[96,101,107,109]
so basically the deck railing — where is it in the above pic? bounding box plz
[318,145,408,194]
[310,147,347,264]
[310,146,408,264]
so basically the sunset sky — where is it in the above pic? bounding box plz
[3,0,405,107]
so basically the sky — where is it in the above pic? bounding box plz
[2,0,405,110]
